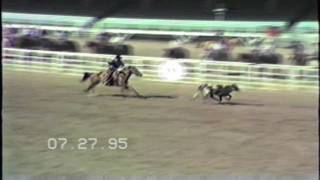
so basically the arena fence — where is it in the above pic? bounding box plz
[3,48,319,91]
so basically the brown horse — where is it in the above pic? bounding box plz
[81,66,143,96]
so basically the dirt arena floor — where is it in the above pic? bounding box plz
[3,70,318,176]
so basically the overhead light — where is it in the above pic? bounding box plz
[158,61,185,81]
[212,8,228,12]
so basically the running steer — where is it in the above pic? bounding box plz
[193,84,240,103]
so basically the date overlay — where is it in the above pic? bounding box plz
[47,138,128,151]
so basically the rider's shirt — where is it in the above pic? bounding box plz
[108,57,124,70]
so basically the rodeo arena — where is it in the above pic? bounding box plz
[2,0,319,179]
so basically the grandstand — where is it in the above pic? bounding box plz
[3,12,319,40]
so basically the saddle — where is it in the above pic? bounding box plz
[104,68,125,86]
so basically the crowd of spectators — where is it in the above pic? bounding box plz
[3,27,318,66]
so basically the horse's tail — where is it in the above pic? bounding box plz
[81,72,92,82]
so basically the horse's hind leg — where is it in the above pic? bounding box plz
[192,91,201,100]
[202,91,210,100]
[84,80,100,93]
[209,92,219,101]
[225,94,232,101]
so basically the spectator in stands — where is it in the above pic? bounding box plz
[97,32,111,43]
[58,31,69,41]
[3,38,11,47]
[204,38,230,61]
[287,41,307,65]
[260,39,277,54]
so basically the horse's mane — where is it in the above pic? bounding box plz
[126,66,138,71]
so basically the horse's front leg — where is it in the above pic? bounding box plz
[127,85,141,97]
[120,85,126,94]
[218,95,223,103]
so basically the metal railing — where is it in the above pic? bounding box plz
[3,48,318,91]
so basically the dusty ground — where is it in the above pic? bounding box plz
[3,70,318,176]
